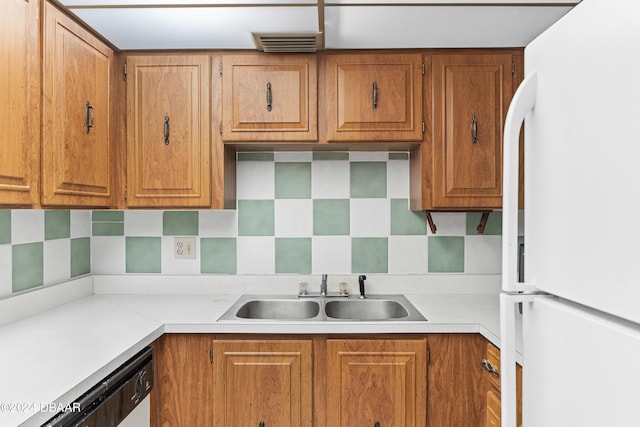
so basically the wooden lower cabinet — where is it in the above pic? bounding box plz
[482,341,523,427]
[212,338,313,427]
[326,338,428,427]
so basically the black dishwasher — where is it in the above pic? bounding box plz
[42,347,153,427]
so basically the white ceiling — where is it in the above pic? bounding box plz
[56,0,580,51]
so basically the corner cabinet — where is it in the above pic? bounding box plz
[221,54,318,142]
[411,52,521,211]
[482,341,523,427]
[125,55,212,207]
[325,53,424,142]
[0,0,40,206]
[326,338,427,427]
[42,2,114,207]
[212,339,313,427]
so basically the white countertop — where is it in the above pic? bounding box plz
[0,276,513,427]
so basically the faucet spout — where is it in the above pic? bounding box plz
[320,274,328,296]
[358,275,367,298]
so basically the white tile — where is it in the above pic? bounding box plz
[237,237,275,274]
[274,152,313,162]
[124,210,163,236]
[349,152,388,161]
[388,236,428,274]
[275,199,313,237]
[427,212,466,236]
[350,198,390,237]
[387,158,410,199]
[464,235,503,274]
[161,236,200,274]
[236,161,275,199]
[11,210,44,244]
[311,160,350,199]
[199,210,237,237]
[312,236,351,274]
[0,245,12,298]
[70,210,91,238]
[91,236,125,274]
[44,239,71,285]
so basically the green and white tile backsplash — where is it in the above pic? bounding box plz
[0,152,505,298]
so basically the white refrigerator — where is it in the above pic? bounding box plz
[501,0,640,426]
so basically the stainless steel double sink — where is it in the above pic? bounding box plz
[218,294,426,322]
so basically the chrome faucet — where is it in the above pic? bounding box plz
[320,274,328,296]
[358,275,367,299]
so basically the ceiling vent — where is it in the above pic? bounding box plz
[252,32,323,53]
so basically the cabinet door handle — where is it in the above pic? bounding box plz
[372,81,378,111]
[164,115,170,145]
[85,100,94,134]
[266,82,272,112]
[471,115,478,144]
[481,358,499,376]
[259,421,265,427]
[374,422,380,427]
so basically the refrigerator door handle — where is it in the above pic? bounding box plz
[502,71,538,293]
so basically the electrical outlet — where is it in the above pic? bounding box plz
[174,237,196,259]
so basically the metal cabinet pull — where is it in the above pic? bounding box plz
[266,82,272,112]
[481,358,499,376]
[374,422,380,427]
[164,116,170,145]
[259,421,265,427]
[372,81,378,111]
[85,100,94,134]
[471,115,478,144]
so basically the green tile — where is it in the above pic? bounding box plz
[313,152,349,161]
[238,152,274,161]
[350,162,387,198]
[126,237,161,273]
[70,237,91,277]
[466,211,503,235]
[352,237,388,273]
[92,210,124,222]
[201,238,237,274]
[0,210,10,244]
[45,210,70,240]
[390,199,427,235]
[313,199,350,236]
[275,162,311,199]
[238,200,274,236]
[388,152,409,160]
[275,238,311,274]
[92,222,125,236]
[163,211,199,236]
[428,236,465,273]
[12,242,43,292]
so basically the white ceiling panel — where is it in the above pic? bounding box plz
[72,6,320,49]
[324,5,574,48]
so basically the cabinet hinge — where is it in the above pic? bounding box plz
[123,186,127,199]
[422,63,425,76]
[422,121,426,134]
[219,122,222,135]
[123,63,127,78]
[219,62,223,77]
[209,343,214,364]
[512,61,515,75]
[427,345,431,365]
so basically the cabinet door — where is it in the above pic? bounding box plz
[42,2,114,207]
[213,339,313,427]
[326,338,427,427]
[222,54,317,142]
[325,53,423,142]
[0,0,39,206]
[126,55,211,207]
[430,53,514,209]
[151,334,214,427]
[482,341,523,427]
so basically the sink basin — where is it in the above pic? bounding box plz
[235,299,320,320]
[324,299,408,320]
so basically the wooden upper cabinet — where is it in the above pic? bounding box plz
[430,53,514,209]
[325,53,423,142]
[213,339,313,427]
[42,2,114,207]
[326,338,427,427]
[126,55,211,207]
[222,54,317,142]
[0,0,39,206]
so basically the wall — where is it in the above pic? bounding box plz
[0,152,503,298]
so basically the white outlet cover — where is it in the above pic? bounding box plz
[174,237,196,259]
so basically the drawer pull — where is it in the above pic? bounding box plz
[481,358,499,376]
[164,115,170,145]
[85,100,94,134]
[471,114,478,144]
[372,81,378,110]
[266,82,272,112]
